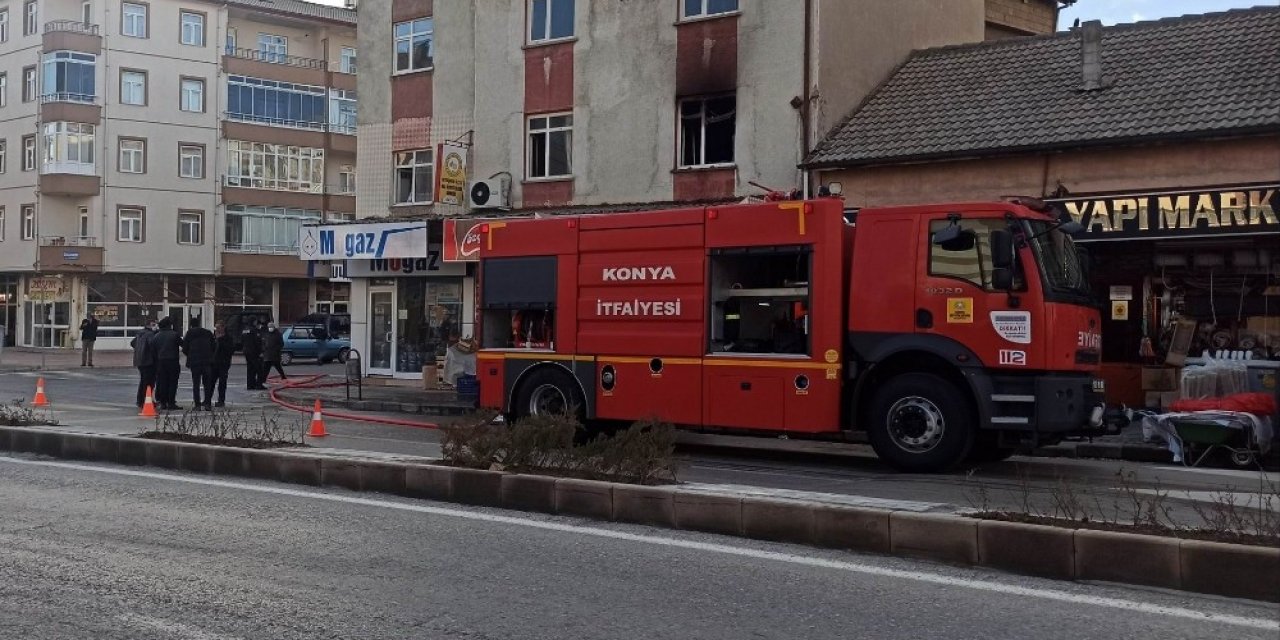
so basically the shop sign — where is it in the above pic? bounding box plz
[28,277,64,301]
[92,304,121,324]
[434,141,469,206]
[1050,185,1279,241]
[298,221,429,261]
[443,217,506,262]
[346,246,466,278]
[1109,285,1133,301]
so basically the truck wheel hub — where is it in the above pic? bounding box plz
[529,384,568,416]
[887,396,945,453]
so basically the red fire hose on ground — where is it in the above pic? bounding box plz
[264,373,442,431]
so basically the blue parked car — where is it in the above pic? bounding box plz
[280,324,351,365]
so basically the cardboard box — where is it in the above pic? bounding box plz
[1141,367,1179,392]
[1144,391,1180,410]
[422,364,440,390]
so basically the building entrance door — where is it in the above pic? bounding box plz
[368,288,395,375]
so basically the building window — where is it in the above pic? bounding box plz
[180,11,204,46]
[0,72,6,107]
[120,69,145,105]
[118,138,145,174]
[224,205,321,254]
[82,1,92,26]
[22,135,34,170]
[257,33,287,63]
[41,122,96,173]
[328,89,357,134]
[118,207,143,243]
[340,47,357,74]
[0,207,5,241]
[927,219,1024,291]
[41,51,98,103]
[179,144,204,179]
[337,169,356,194]
[227,75,326,129]
[22,1,35,37]
[679,94,736,168]
[226,140,325,193]
[121,2,147,38]
[180,77,204,112]
[529,0,574,43]
[225,26,236,50]
[393,18,433,73]
[527,113,572,179]
[22,66,35,102]
[178,211,202,245]
[682,0,739,19]
[21,205,35,240]
[394,150,433,204]
[0,9,9,43]
[78,206,90,239]
[0,140,6,174]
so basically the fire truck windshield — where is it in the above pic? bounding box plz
[1026,221,1091,300]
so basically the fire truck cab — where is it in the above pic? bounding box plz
[476,198,1107,472]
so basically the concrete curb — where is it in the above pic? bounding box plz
[4,425,1276,604]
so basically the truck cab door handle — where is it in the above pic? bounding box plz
[916,309,934,329]
[740,382,752,391]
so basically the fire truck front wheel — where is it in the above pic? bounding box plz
[514,368,586,422]
[867,373,975,473]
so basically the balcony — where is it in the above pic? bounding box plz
[221,245,308,278]
[325,184,356,213]
[222,177,326,210]
[43,21,101,54]
[40,93,100,123]
[39,171,100,197]
[38,236,104,273]
[223,47,326,85]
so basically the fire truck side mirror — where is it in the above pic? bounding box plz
[990,229,1014,269]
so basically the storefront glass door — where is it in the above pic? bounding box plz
[368,289,395,375]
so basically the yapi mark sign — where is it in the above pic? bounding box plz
[1050,185,1278,241]
[299,222,429,261]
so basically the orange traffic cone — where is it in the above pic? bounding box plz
[139,386,158,418]
[32,378,49,407]
[308,399,327,438]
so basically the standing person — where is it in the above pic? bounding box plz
[211,322,235,407]
[151,317,183,410]
[130,321,158,408]
[261,322,288,383]
[79,313,100,367]
[182,318,216,411]
[242,323,265,390]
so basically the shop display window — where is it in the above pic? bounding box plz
[395,279,464,373]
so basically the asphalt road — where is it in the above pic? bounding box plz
[3,364,1277,522]
[1,454,1276,640]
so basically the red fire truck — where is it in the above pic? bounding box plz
[475,197,1110,472]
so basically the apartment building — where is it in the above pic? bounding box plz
[0,0,355,349]
[331,0,1059,379]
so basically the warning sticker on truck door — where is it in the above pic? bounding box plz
[991,311,1032,344]
[946,298,974,323]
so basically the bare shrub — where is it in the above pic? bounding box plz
[140,408,305,448]
[0,400,58,427]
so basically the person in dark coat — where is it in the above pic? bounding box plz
[151,317,183,410]
[79,314,99,367]
[261,322,287,383]
[182,318,216,410]
[130,321,158,408]
[242,324,265,390]
[211,322,235,407]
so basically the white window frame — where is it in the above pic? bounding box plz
[180,11,204,46]
[179,144,204,179]
[681,0,740,20]
[678,94,737,168]
[120,69,145,105]
[22,136,35,171]
[0,139,6,174]
[526,113,573,180]
[41,51,98,104]
[121,2,147,38]
[82,1,92,27]
[257,33,287,63]
[118,138,144,174]
[224,205,321,254]
[0,73,6,108]
[180,77,204,112]
[393,18,432,73]
[337,169,356,195]
[23,0,35,37]
[22,67,35,103]
[528,0,575,44]
[328,89,357,134]
[225,140,325,193]
[0,8,9,43]
[21,205,35,241]
[394,149,434,205]
[41,122,96,174]
[117,208,143,243]
[178,211,202,245]
[78,206,90,239]
[0,207,5,241]
[340,47,357,74]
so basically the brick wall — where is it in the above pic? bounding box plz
[985,0,1057,36]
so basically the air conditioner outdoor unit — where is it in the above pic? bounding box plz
[469,176,512,210]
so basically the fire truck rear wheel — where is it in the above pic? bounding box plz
[515,368,586,422]
[867,373,975,473]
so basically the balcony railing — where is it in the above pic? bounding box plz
[41,235,99,247]
[40,92,97,105]
[223,242,299,256]
[224,112,357,136]
[224,46,326,70]
[44,20,100,36]
[223,175,325,194]
[326,184,356,196]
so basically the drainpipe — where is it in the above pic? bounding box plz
[800,0,813,198]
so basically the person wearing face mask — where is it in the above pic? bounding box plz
[130,320,159,408]
[261,322,287,383]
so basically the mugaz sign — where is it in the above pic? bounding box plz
[298,222,429,261]
[1050,185,1278,241]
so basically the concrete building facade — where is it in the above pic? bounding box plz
[0,0,356,350]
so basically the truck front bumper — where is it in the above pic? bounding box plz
[972,371,1106,434]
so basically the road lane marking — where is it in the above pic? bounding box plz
[1,455,1276,632]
